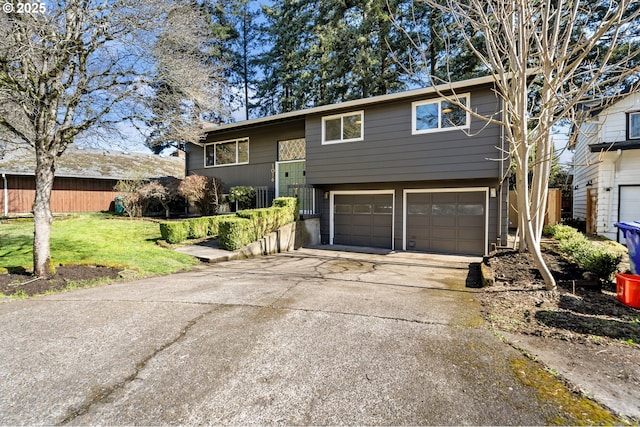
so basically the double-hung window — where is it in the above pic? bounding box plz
[412,94,470,135]
[628,112,640,140]
[322,111,364,144]
[204,138,249,167]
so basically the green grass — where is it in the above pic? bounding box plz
[0,214,199,275]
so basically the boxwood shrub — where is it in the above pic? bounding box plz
[272,197,299,221]
[159,197,300,249]
[218,216,253,250]
[159,221,190,244]
[187,217,210,239]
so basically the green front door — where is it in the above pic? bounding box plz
[278,161,309,211]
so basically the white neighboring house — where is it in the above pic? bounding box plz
[572,91,640,244]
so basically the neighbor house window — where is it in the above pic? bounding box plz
[204,138,249,167]
[412,94,470,135]
[322,111,364,144]
[629,112,640,139]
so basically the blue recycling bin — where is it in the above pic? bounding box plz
[615,221,640,275]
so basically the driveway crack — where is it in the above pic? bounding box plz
[58,307,216,425]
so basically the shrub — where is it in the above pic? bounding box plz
[237,207,290,240]
[159,221,189,244]
[583,249,622,282]
[272,196,299,221]
[558,234,592,261]
[207,216,223,237]
[552,225,624,282]
[187,217,210,239]
[542,224,557,237]
[229,186,256,210]
[178,175,225,215]
[550,224,582,241]
[218,217,253,250]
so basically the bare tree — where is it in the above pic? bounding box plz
[0,1,224,277]
[412,0,639,290]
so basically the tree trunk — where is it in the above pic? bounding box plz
[33,149,56,278]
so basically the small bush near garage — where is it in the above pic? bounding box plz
[545,224,624,282]
[218,216,253,250]
[220,197,299,250]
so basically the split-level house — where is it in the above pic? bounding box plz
[186,75,510,256]
[572,90,640,243]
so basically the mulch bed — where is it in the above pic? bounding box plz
[481,248,640,346]
[0,265,121,297]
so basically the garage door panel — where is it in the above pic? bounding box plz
[432,216,456,227]
[406,191,485,255]
[333,193,393,249]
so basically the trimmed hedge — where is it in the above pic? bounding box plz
[218,216,253,250]
[160,221,190,244]
[159,196,300,249]
[273,197,299,221]
[159,215,224,244]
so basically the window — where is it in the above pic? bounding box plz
[322,111,364,144]
[412,94,470,135]
[278,138,306,161]
[204,138,249,167]
[629,112,640,139]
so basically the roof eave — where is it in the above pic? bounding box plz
[199,74,500,135]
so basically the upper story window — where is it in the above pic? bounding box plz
[412,94,470,135]
[322,111,364,144]
[204,138,249,167]
[629,112,640,139]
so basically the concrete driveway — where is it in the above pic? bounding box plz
[0,247,577,425]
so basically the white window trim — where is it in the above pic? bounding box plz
[402,187,489,255]
[329,189,395,249]
[321,110,365,145]
[629,111,640,140]
[204,137,250,168]
[411,93,471,135]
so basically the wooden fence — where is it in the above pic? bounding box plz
[508,188,562,228]
[1,175,119,214]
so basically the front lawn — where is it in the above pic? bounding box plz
[0,214,199,275]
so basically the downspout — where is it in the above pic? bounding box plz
[498,97,505,247]
[608,149,623,237]
[2,173,7,217]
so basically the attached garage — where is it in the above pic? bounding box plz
[331,192,394,249]
[404,189,487,255]
[618,185,640,244]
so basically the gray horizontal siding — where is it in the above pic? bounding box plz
[306,86,504,185]
[186,119,305,191]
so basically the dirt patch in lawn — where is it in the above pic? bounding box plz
[0,265,121,297]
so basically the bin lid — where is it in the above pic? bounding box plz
[615,221,640,232]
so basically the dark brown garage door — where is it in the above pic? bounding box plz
[334,194,393,249]
[406,191,485,255]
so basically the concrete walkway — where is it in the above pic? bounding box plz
[0,248,616,425]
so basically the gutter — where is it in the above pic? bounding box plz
[2,173,7,217]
